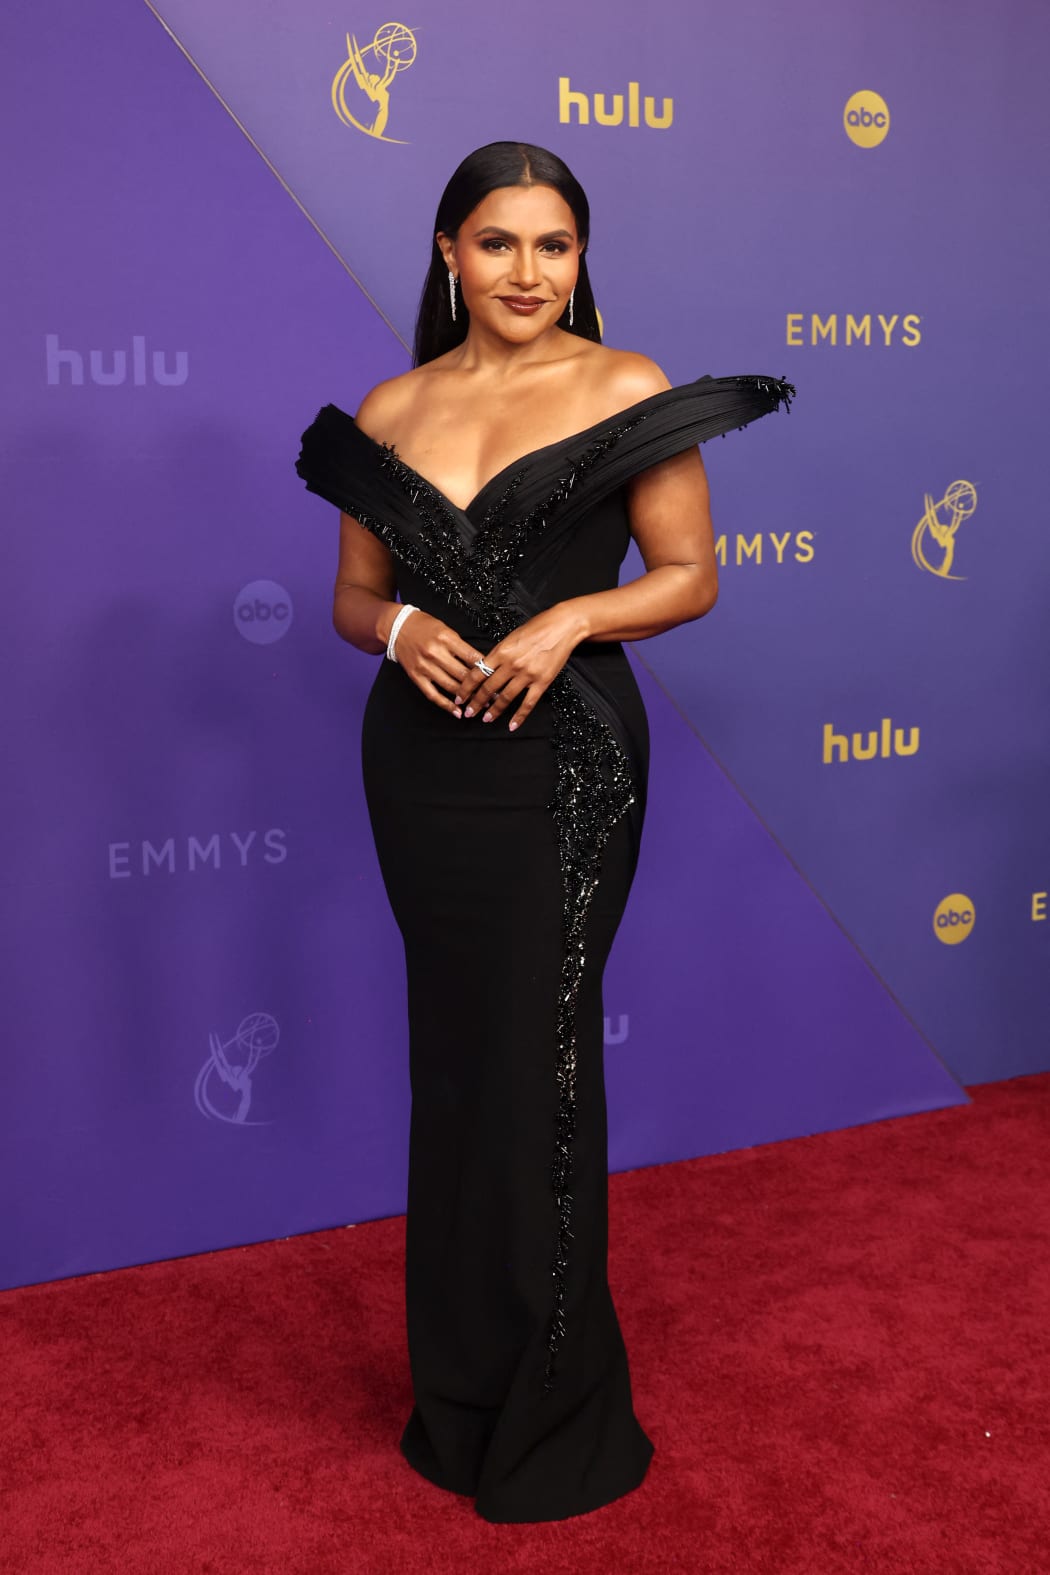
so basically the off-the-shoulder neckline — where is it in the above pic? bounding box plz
[324,374,715,518]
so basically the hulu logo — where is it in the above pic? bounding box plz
[46,334,188,387]
[822,719,920,764]
[558,76,673,129]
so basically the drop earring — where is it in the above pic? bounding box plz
[568,287,575,328]
[448,269,457,322]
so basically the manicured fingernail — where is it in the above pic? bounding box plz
[452,707,462,718]
[483,711,493,723]
[453,695,462,706]
[464,706,474,718]
[508,721,518,732]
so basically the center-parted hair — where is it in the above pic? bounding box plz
[412,141,601,366]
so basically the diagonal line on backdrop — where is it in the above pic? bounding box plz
[631,648,969,1096]
[140,0,411,354]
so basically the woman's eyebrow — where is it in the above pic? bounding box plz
[471,225,574,241]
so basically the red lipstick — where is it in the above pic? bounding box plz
[498,296,550,315]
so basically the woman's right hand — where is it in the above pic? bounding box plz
[332,509,482,714]
[388,608,485,717]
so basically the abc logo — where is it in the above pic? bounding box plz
[933,893,975,946]
[234,579,293,645]
[843,90,890,149]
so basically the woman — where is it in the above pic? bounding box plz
[296,141,793,1523]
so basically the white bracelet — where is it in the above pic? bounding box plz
[385,603,418,663]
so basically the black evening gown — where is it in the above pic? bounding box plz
[295,373,794,1523]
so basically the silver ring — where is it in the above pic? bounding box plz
[475,658,495,677]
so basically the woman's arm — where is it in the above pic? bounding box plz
[331,379,409,655]
[565,443,718,642]
[332,509,400,654]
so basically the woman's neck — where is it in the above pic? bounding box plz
[449,322,572,379]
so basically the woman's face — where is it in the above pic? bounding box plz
[437,183,583,346]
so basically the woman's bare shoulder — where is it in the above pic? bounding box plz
[566,341,673,422]
[354,364,433,440]
[577,342,673,414]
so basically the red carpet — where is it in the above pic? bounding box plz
[3,1074,1048,1573]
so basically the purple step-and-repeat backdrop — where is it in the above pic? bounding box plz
[3,1,1046,1290]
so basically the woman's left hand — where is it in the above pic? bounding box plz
[454,602,588,731]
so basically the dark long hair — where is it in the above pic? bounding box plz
[412,141,601,367]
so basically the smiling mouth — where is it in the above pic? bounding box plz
[498,296,552,311]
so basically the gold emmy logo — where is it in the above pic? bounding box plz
[332,22,417,143]
[843,90,890,148]
[912,481,978,580]
[933,893,975,946]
